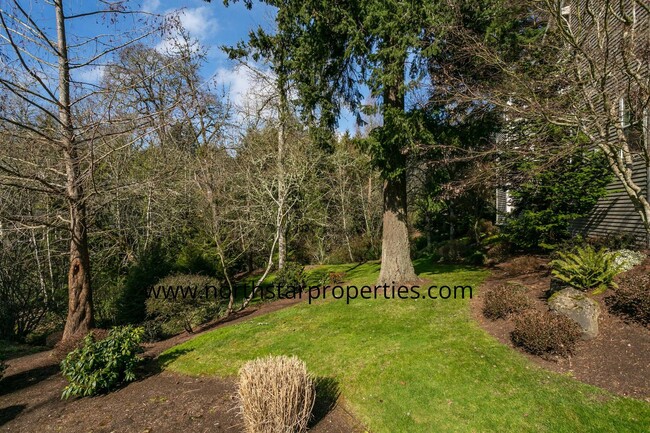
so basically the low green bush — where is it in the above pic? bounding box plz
[60,326,143,399]
[550,245,622,294]
[145,274,223,334]
[140,319,164,342]
[274,262,307,292]
[511,310,581,357]
[483,283,532,320]
[606,274,650,326]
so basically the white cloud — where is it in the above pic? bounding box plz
[74,65,105,84]
[142,0,161,13]
[178,6,218,39]
[215,65,278,126]
[215,66,252,108]
[155,6,219,53]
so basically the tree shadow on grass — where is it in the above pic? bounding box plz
[309,376,341,427]
[0,404,26,426]
[154,348,194,372]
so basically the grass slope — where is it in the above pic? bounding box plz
[160,260,650,433]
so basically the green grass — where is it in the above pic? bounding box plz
[160,259,650,433]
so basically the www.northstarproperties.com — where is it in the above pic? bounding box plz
[147,282,473,304]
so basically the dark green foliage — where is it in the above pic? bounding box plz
[328,235,379,264]
[586,233,638,251]
[436,237,487,265]
[140,320,164,343]
[274,262,306,292]
[607,274,650,326]
[483,283,532,319]
[0,236,48,340]
[511,310,581,357]
[115,243,174,325]
[145,274,223,335]
[550,245,622,294]
[175,240,220,276]
[437,238,472,263]
[504,150,612,251]
[60,326,144,399]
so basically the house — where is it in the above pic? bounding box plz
[497,0,650,248]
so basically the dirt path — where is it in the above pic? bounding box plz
[0,294,364,433]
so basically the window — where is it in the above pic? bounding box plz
[620,97,646,154]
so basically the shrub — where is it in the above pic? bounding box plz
[238,355,315,433]
[511,310,582,357]
[503,149,612,252]
[486,241,510,264]
[611,249,646,272]
[328,272,346,284]
[53,328,109,362]
[587,233,638,250]
[550,245,622,294]
[60,326,144,399]
[483,283,532,319]
[141,319,164,342]
[274,262,307,293]
[606,274,650,326]
[502,255,548,276]
[145,274,223,334]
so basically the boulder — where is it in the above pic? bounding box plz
[548,288,600,340]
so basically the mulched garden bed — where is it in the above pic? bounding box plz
[472,256,650,401]
[0,297,364,433]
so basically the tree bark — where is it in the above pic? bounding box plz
[56,0,93,342]
[377,170,418,285]
[276,67,288,271]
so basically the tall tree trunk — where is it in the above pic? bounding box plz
[377,67,417,285]
[377,169,417,285]
[276,69,288,271]
[57,0,93,342]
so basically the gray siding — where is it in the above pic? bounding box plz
[568,0,650,247]
[572,158,649,246]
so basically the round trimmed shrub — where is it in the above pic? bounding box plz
[145,274,223,334]
[607,274,650,326]
[483,283,532,320]
[511,310,581,357]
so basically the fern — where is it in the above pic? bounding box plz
[550,245,623,294]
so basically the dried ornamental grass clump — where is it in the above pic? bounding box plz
[238,355,315,433]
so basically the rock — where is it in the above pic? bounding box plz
[548,288,600,340]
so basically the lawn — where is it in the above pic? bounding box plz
[159,259,650,433]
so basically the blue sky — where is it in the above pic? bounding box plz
[69,0,358,133]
